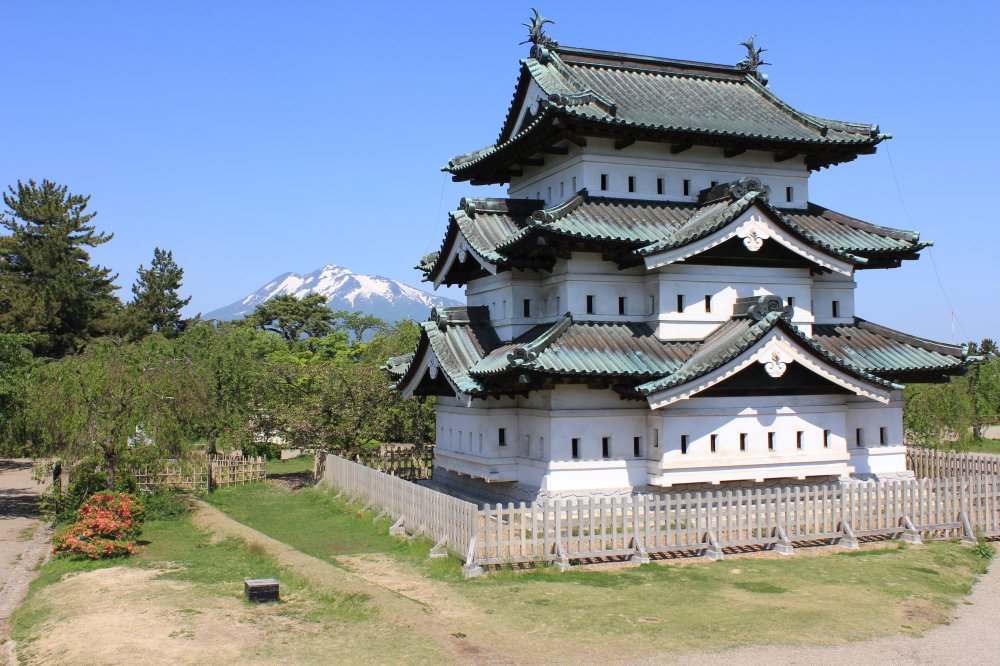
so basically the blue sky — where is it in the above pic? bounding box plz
[4,1,998,343]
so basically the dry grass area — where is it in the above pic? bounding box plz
[9,483,992,665]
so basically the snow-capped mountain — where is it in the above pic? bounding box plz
[204,264,462,323]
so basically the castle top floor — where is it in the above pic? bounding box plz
[444,27,888,200]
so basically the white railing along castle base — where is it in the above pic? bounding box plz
[322,450,998,577]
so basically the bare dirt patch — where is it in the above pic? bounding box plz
[17,567,280,665]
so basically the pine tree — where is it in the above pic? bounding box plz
[0,179,119,357]
[125,247,192,339]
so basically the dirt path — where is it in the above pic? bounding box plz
[0,461,51,641]
[0,459,52,666]
[188,499,517,665]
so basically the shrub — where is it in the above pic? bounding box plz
[242,441,281,460]
[143,489,188,521]
[53,492,146,559]
[972,535,996,560]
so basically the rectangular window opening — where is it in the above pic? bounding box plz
[683,179,691,196]
[704,295,712,313]
[786,186,793,203]
[832,300,840,318]
[600,174,609,191]
[796,431,804,450]
[547,186,551,201]
[656,177,664,195]
[522,298,531,317]
[740,433,748,452]
[498,428,506,447]
[560,181,565,198]
[787,296,795,310]
[767,432,775,451]
[586,295,595,314]
[823,429,830,448]
[654,429,660,448]
[710,434,718,453]
[618,296,627,315]
[571,438,580,460]
[880,427,888,446]
[710,180,718,187]
[677,294,685,312]
[602,437,610,459]
[633,436,642,458]
[628,175,636,193]
[572,176,577,191]
[856,428,863,448]
[680,434,689,455]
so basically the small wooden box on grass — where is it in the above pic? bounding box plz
[244,578,280,602]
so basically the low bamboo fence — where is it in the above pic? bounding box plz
[132,455,266,492]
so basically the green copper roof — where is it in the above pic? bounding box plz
[634,313,900,396]
[812,319,967,377]
[391,307,967,399]
[421,187,928,285]
[446,45,886,181]
[471,316,696,378]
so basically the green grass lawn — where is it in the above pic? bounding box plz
[950,439,1000,455]
[207,482,991,657]
[266,454,314,476]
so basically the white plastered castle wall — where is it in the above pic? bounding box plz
[507,139,809,208]
[466,250,857,342]
[465,253,654,341]
[431,384,908,497]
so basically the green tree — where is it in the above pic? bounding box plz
[124,247,192,340]
[333,310,386,341]
[0,179,119,357]
[245,294,336,350]
[966,340,1000,438]
[24,336,210,489]
[0,333,35,453]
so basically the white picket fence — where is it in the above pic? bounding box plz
[473,477,999,568]
[323,451,1000,576]
[322,454,479,558]
[908,446,1000,478]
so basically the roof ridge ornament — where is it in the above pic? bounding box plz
[737,35,770,85]
[521,8,558,55]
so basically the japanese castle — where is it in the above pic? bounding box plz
[388,17,970,501]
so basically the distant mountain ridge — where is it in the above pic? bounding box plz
[204,264,462,323]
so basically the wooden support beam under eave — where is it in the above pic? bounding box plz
[614,137,636,150]
[519,158,545,167]
[541,145,569,155]
[774,151,798,162]
[723,146,746,158]
[670,142,693,154]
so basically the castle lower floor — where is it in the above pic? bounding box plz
[432,386,910,502]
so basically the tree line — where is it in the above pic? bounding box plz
[0,179,432,489]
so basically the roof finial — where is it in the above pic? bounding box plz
[737,35,770,85]
[521,9,557,50]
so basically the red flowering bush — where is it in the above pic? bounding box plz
[53,492,146,559]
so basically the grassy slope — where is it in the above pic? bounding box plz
[208,483,989,654]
